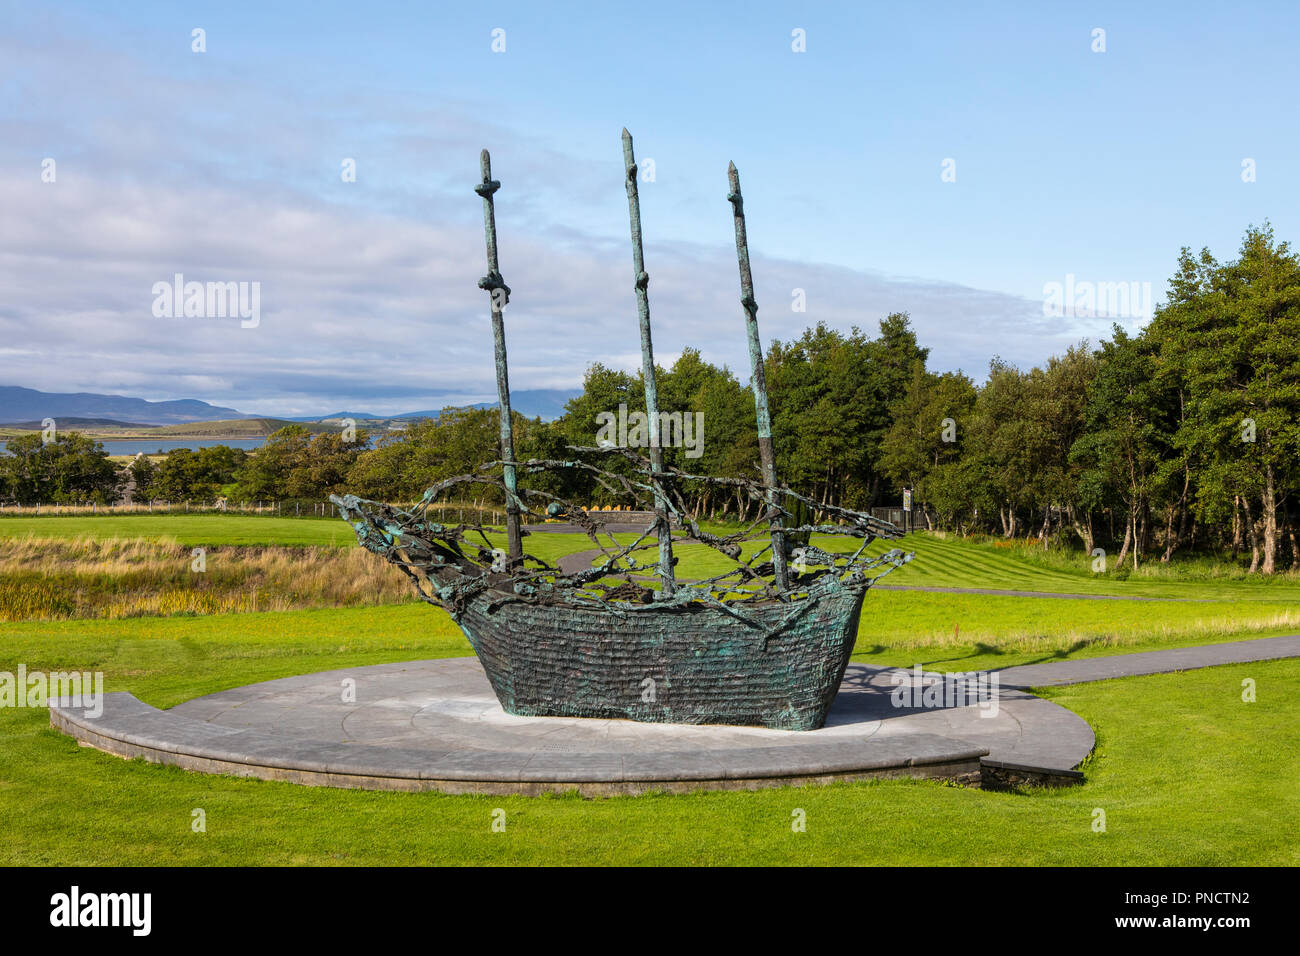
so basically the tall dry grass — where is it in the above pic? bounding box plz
[0,535,416,621]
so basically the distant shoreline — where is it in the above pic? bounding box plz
[0,417,347,443]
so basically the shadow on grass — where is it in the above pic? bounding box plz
[990,638,1100,672]
[915,642,1005,668]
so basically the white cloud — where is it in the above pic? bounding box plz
[0,18,1116,417]
[2,163,1110,415]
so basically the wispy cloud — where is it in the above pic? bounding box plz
[1,13,1113,417]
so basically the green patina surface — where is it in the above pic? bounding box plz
[324,133,910,730]
[331,477,907,729]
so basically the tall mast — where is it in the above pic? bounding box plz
[727,161,788,591]
[476,149,523,569]
[621,128,676,597]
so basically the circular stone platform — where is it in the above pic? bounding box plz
[50,658,1094,795]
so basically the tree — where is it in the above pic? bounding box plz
[0,432,121,504]
[656,349,758,516]
[879,362,977,528]
[1070,329,1170,569]
[1027,344,1098,547]
[233,425,367,502]
[128,454,157,501]
[969,359,1036,537]
[1149,224,1300,572]
[153,445,249,501]
[766,315,927,509]
[346,410,547,505]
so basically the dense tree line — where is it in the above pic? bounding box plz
[3,225,1295,571]
[0,433,121,503]
[876,225,1300,572]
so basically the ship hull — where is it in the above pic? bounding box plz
[454,573,868,731]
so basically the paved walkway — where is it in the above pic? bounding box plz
[992,634,1300,688]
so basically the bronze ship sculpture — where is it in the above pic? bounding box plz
[332,130,910,731]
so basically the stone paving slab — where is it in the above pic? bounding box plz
[170,657,1087,768]
[49,651,1104,794]
[52,692,990,793]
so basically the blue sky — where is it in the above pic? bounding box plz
[2,1,1296,415]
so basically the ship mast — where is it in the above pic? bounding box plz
[727,162,789,592]
[476,149,523,570]
[621,129,676,597]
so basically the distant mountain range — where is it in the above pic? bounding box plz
[0,385,577,426]
[0,386,251,426]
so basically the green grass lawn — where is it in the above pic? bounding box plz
[0,514,351,547]
[3,516,1298,864]
[851,590,1300,671]
[4,516,1298,667]
[861,534,1300,601]
[10,514,1299,599]
[659,532,1300,602]
[0,514,600,565]
[2,604,1295,863]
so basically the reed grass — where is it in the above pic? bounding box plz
[0,535,415,621]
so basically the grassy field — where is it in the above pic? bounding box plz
[13,513,1298,595]
[658,533,1300,601]
[1,603,1294,864]
[0,515,598,565]
[0,514,352,547]
[0,537,415,621]
[3,516,1299,665]
[850,591,1300,671]
[2,514,1297,865]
